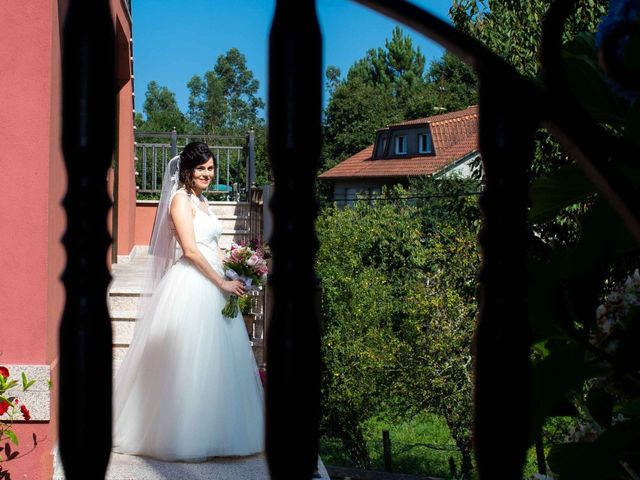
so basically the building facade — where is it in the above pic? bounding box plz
[319,106,480,205]
[0,1,135,477]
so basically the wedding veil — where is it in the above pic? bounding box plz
[145,155,181,297]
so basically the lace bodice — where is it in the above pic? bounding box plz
[169,190,224,272]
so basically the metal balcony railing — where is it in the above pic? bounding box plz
[134,130,255,201]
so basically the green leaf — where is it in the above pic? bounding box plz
[2,380,17,392]
[615,399,640,420]
[548,420,640,480]
[557,200,636,282]
[529,164,594,224]
[586,386,614,429]
[21,372,35,392]
[5,430,18,446]
[528,259,566,342]
[624,101,640,146]
[562,33,628,126]
[530,342,599,445]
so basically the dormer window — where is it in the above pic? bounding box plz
[374,133,388,158]
[419,132,433,154]
[394,135,407,155]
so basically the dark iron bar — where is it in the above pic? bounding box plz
[266,0,322,477]
[382,430,393,472]
[474,78,537,478]
[59,0,115,478]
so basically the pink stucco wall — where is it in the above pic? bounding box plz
[114,12,137,257]
[0,0,66,476]
[135,202,160,246]
[0,0,56,364]
[0,0,133,477]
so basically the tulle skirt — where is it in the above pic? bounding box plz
[113,256,265,461]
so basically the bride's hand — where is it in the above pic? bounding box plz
[221,279,246,296]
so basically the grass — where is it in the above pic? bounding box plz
[320,411,461,479]
[320,413,574,479]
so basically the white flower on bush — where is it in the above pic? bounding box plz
[530,473,556,480]
[590,268,640,354]
[611,413,629,426]
[565,420,601,443]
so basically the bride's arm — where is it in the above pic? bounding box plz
[170,193,246,296]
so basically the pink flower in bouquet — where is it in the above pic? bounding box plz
[222,240,270,318]
[247,254,260,267]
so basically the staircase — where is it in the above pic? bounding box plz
[209,201,251,250]
[53,450,331,479]
[111,201,264,374]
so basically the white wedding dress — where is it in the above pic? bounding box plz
[113,191,265,461]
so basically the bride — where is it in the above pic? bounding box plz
[113,142,265,461]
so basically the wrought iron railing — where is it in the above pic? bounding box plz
[134,130,255,201]
[59,0,639,479]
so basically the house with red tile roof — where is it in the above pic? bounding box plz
[319,105,480,205]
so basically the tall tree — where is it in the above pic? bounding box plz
[450,0,609,181]
[450,0,608,79]
[423,52,477,115]
[322,27,428,171]
[322,27,478,173]
[138,81,192,132]
[187,48,264,135]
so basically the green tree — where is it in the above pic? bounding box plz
[323,74,398,171]
[422,52,478,116]
[317,184,482,477]
[187,48,264,135]
[317,190,429,468]
[322,27,429,171]
[322,27,478,174]
[138,81,192,132]
[395,223,479,479]
[450,0,608,79]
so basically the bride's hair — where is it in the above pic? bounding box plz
[179,142,216,193]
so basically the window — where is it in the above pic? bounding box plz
[376,136,388,158]
[394,135,407,155]
[419,132,433,154]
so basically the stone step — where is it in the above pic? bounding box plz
[219,231,251,250]
[208,201,251,218]
[112,319,136,346]
[113,341,264,374]
[109,294,142,312]
[112,313,262,348]
[218,215,249,232]
[53,450,331,479]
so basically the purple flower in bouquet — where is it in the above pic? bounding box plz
[221,240,269,318]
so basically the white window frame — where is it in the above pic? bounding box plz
[394,135,407,155]
[418,132,432,154]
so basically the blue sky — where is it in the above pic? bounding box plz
[131,0,454,118]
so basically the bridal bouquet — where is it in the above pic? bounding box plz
[221,239,269,319]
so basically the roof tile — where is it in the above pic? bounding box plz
[320,105,479,180]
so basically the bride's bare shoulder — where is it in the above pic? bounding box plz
[170,190,195,217]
